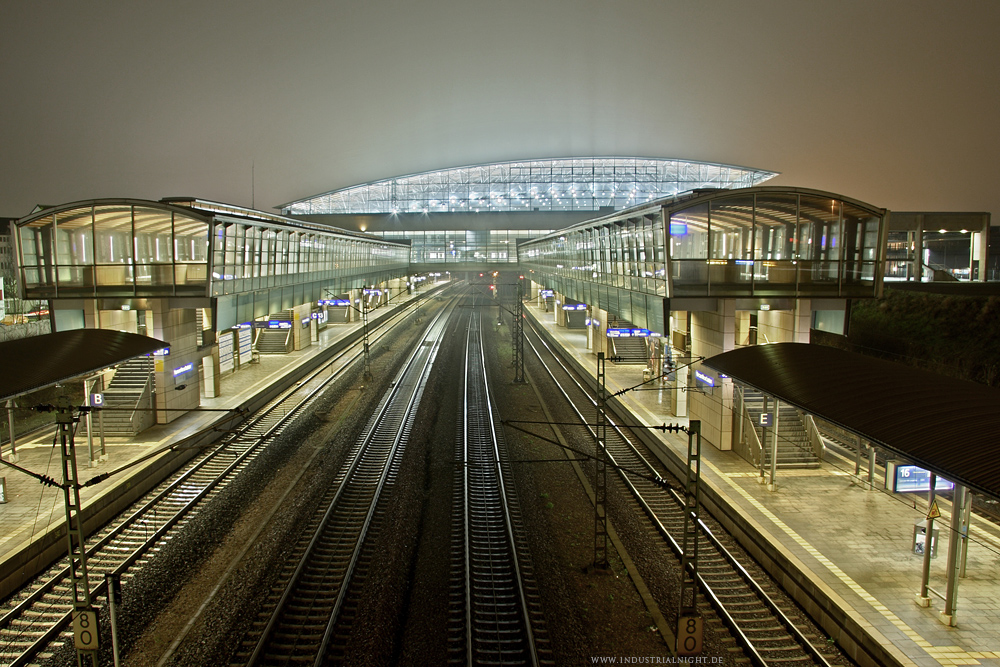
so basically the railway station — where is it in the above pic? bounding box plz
[1,157,999,666]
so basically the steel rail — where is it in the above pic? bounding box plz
[0,297,426,666]
[524,320,835,667]
[456,310,540,666]
[244,302,452,666]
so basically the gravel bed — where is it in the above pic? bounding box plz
[48,296,850,666]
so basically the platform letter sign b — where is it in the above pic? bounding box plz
[677,614,703,656]
[73,609,99,650]
[90,393,104,408]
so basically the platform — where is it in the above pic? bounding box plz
[0,287,430,582]
[526,303,1000,667]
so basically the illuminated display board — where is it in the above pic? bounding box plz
[606,328,661,338]
[891,465,955,493]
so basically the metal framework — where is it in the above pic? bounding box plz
[281,158,777,215]
[512,281,524,383]
[593,352,609,570]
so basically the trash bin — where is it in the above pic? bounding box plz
[912,519,939,557]
[643,368,652,383]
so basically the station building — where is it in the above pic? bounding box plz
[12,198,410,426]
[9,157,994,451]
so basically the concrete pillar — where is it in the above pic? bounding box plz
[292,303,312,351]
[555,292,567,326]
[586,308,594,350]
[593,307,609,358]
[150,299,201,424]
[793,299,811,343]
[688,299,736,450]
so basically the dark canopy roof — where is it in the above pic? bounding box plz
[0,329,168,401]
[703,343,1000,499]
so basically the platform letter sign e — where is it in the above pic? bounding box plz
[73,610,99,650]
[677,614,703,656]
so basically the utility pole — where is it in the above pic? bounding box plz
[512,280,525,383]
[677,420,703,656]
[55,396,99,666]
[362,288,373,381]
[592,352,609,571]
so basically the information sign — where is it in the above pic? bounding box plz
[73,609,100,650]
[694,370,715,387]
[606,328,661,338]
[90,393,104,408]
[676,615,703,656]
[238,326,253,364]
[218,331,234,373]
[893,466,955,494]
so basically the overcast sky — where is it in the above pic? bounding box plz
[3,1,999,220]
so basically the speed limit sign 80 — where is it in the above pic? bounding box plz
[73,609,100,650]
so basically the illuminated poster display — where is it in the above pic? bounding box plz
[218,331,234,373]
[238,326,253,364]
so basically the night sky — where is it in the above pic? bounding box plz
[3,1,999,220]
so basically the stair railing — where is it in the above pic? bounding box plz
[129,372,154,435]
[733,385,763,467]
[802,412,826,460]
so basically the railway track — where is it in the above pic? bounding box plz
[235,302,452,666]
[0,295,428,667]
[523,319,842,667]
[447,310,548,666]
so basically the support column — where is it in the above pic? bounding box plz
[5,399,18,463]
[793,299,811,343]
[767,396,779,491]
[916,473,937,607]
[555,292,567,326]
[867,444,877,491]
[688,300,736,450]
[913,215,924,281]
[941,484,967,626]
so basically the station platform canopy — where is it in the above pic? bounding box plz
[0,329,167,401]
[702,343,1000,499]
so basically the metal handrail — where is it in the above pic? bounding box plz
[128,372,153,434]
[735,385,763,467]
[802,412,826,460]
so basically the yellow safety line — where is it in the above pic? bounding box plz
[711,461,998,666]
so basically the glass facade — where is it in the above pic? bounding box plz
[281,158,777,215]
[208,216,408,296]
[16,200,410,299]
[371,228,551,264]
[18,203,210,297]
[520,188,886,301]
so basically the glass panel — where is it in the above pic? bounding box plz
[94,205,134,286]
[799,196,841,285]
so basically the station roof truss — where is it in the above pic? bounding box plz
[280,157,778,216]
[0,329,168,402]
[702,343,1000,500]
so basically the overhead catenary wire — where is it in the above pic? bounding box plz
[687,381,1000,558]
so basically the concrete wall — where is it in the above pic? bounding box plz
[689,300,736,450]
[757,300,811,344]
[151,302,201,424]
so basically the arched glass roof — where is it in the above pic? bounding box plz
[281,157,778,215]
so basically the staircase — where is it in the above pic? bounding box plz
[254,311,294,354]
[607,320,648,364]
[101,357,155,437]
[741,387,820,468]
